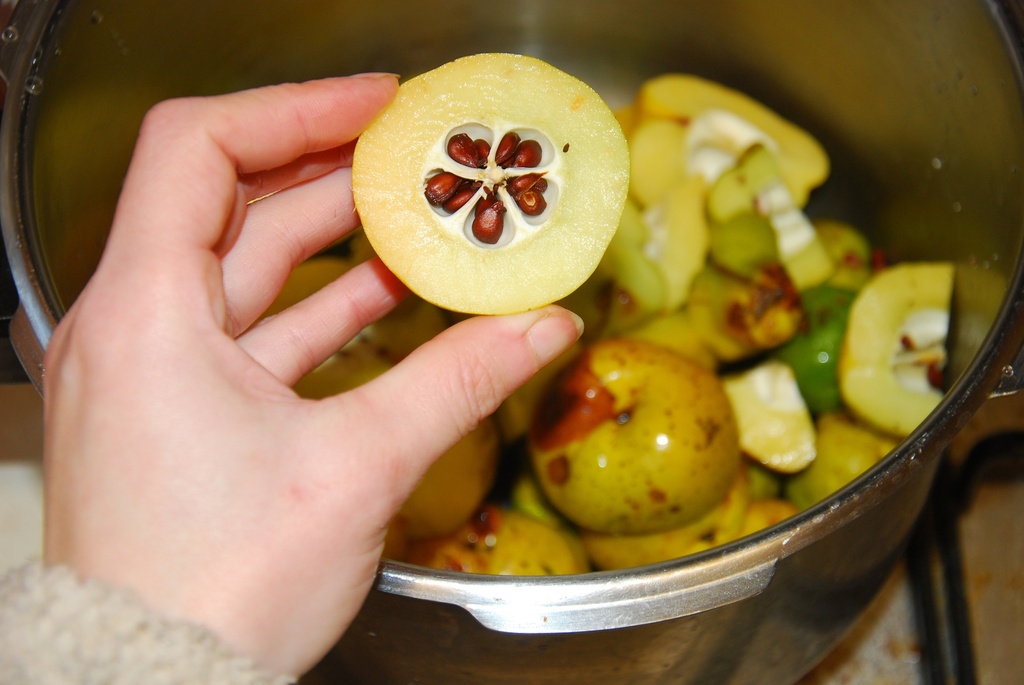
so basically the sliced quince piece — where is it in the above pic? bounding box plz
[814,218,874,292]
[722,360,817,473]
[622,310,718,371]
[770,209,834,290]
[641,174,710,310]
[708,146,833,290]
[784,411,897,510]
[708,212,779,279]
[839,262,955,437]
[627,118,689,207]
[705,145,785,222]
[686,262,803,363]
[598,194,667,315]
[353,53,629,315]
[637,73,829,205]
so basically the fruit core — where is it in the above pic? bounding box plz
[423,124,560,248]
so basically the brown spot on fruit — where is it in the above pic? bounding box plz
[530,352,616,450]
[696,417,721,449]
[649,488,667,503]
[546,455,570,486]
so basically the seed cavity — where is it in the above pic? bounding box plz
[424,126,558,247]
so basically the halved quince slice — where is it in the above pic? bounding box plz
[722,360,817,473]
[353,53,630,315]
[595,197,669,328]
[636,73,829,206]
[686,262,803,363]
[708,145,834,290]
[641,173,710,310]
[839,262,954,437]
[627,117,689,207]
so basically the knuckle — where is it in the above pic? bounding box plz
[449,343,506,431]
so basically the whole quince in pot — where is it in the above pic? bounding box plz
[528,339,741,535]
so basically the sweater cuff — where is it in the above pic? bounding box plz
[0,561,295,685]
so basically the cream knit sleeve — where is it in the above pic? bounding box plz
[0,561,295,685]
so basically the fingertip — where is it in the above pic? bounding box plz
[522,305,585,367]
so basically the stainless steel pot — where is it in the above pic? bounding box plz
[3,1,1024,682]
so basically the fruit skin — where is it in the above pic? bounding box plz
[623,310,718,371]
[737,498,799,538]
[784,412,897,510]
[774,285,855,415]
[839,262,954,437]
[706,145,786,224]
[581,466,750,570]
[746,460,783,500]
[528,338,741,535]
[405,505,590,575]
[353,53,630,315]
[494,343,581,442]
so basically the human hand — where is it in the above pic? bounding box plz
[40,75,583,676]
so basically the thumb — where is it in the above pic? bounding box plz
[353,304,582,479]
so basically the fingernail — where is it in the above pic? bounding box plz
[350,72,401,81]
[526,307,584,366]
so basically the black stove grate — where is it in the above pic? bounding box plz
[907,432,1024,685]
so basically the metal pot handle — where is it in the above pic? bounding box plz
[375,545,777,634]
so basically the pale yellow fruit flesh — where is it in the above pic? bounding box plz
[353,53,630,315]
[839,262,955,437]
[643,174,710,310]
[637,73,829,207]
[722,360,817,474]
[627,118,688,207]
